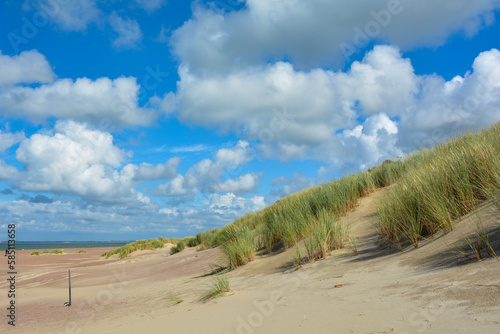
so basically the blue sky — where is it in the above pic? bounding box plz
[0,0,499,241]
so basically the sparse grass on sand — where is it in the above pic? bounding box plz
[200,274,231,302]
[102,238,165,259]
[78,250,86,254]
[30,249,65,255]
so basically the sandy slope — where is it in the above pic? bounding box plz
[3,189,500,334]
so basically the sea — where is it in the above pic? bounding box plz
[0,241,131,250]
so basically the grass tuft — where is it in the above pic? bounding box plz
[200,274,231,302]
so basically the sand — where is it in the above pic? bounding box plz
[2,189,500,333]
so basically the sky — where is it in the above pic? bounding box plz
[0,0,500,241]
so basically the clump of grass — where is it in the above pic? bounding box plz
[306,211,351,260]
[30,251,39,256]
[220,226,256,270]
[78,250,86,254]
[42,250,49,254]
[291,245,304,269]
[473,218,499,261]
[51,249,64,254]
[200,274,231,302]
[102,238,165,259]
[169,296,184,305]
[170,241,186,255]
[378,124,500,247]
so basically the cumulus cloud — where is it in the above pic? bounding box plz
[0,130,25,153]
[15,120,127,198]
[205,193,266,217]
[153,140,258,197]
[171,0,499,73]
[397,48,500,152]
[165,45,500,170]
[0,160,20,181]
[211,173,262,194]
[0,50,55,85]
[121,158,181,183]
[270,172,317,198]
[109,12,143,49]
[12,121,178,202]
[26,0,101,32]
[0,76,156,127]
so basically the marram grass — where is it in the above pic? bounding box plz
[377,123,500,247]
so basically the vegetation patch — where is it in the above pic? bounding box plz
[102,238,165,259]
[200,274,231,302]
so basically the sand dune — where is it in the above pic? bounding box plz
[5,189,500,333]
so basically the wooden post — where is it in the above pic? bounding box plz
[68,269,72,306]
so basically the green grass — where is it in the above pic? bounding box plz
[220,225,256,270]
[291,244,304,268]
[200,274,231,302]
[30,251,39,256]
[306,211,350,260]
[213,122,500,269]
[102,238,165,259]
[51,249,64,254]
[170,241,186,255]
[78,250,86,254]
[377,123,500,247]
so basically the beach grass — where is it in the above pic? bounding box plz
[214,122,499,268]
[200,274,231,302]
[377,123,500,247]
[102,238,165,259]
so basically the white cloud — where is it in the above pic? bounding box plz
[339,113,402,171]
[12,121,178,201]
[153,140,256,197]
[15,121,128,198]
[169,144,211,153]
[165,45,500,169]
[270,172,317,197]
[0,50,55,85]
[121,158,181,183]
[135,0,166,12]
[0,160,20,181]
[211,173,261,194]
[109,12,143,49]
[206,193,266,217]
[171,0,499,73]
[28,0,101,32]
[0,76,156,127]
[0,130,25,153]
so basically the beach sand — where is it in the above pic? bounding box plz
[3,189,500,333]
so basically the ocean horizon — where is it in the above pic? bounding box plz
[0,241,131,250]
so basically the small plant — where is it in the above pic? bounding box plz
[30,251,40,256]
[304,237,316,261]
[200,274,231,302]
[474,218,499,261]
[78,250,86,254]
[291,244,304,269]
[170,241,186,255]
[351,236,359,256]
[42,250,49,254]
[169,296,184,305]
[51,249,64,254]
